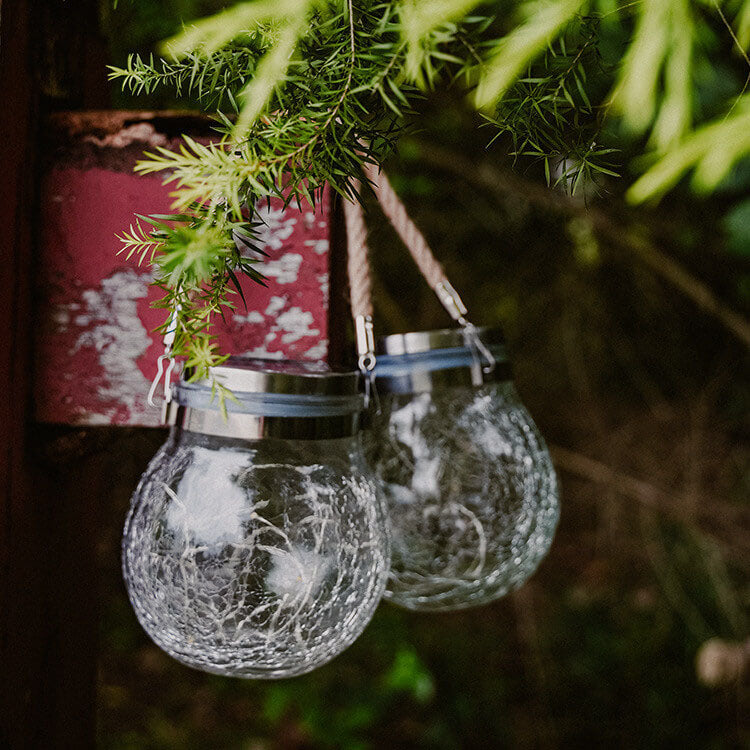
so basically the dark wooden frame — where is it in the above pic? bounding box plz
[1,2,100,746]
[0,0,51,745]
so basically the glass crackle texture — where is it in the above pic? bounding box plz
[123,431,389,678]
[367,381,559,611]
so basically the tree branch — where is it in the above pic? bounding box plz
[413,142,750,348]
[550,444,750,562]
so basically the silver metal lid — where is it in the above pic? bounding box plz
[167,357,364,439]
[377,326,505,355]
[190,356,360,397]
[373,326,511,394]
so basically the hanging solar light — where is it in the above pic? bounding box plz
[123,358,390,678]
[346,165,560,612]
[367,327,559,611]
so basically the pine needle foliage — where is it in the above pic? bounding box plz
[110,0,750,374]
[111,46,267,111]
[486,14,616,192]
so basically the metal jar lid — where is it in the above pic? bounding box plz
[166,357,364,440]
[373,326,512,394]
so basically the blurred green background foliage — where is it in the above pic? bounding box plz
[81,1,750,747]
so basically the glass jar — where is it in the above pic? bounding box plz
[122,358,390,678]
[367,327,559,611]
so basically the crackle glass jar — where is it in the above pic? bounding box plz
[123,358,390,678]
[367,327,559,612]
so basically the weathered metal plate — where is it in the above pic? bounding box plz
[35,113,333,427]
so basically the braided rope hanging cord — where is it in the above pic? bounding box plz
[361,163,496,372]
[343,166,496,375]
[343,182,373,320]
[362,162,469,326]
[343,183,376,372]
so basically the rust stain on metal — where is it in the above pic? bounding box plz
[82,122,169,149]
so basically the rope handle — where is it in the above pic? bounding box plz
[343,183,376,374]
[344,166,496,375]
[362,162,466,322]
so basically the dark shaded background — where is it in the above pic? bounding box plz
[26,1,750,747]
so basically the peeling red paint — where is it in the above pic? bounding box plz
[36,130,333,427]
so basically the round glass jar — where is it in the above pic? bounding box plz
[367,327,559,612]
[122,358,390,678]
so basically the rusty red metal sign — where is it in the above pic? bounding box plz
[35,113,335,427]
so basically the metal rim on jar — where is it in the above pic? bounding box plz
[373,326,512,394]
[377,326,506,356]
[191,356,360,397]
[167,357,364,440]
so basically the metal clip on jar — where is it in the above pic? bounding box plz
[122,358,390,678]
[367,327,559,612]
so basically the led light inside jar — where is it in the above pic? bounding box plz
[367,327,559,612]
[122,358,390,678]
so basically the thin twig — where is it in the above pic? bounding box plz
[549,444,750,560]
[710,0,750,121]
[414,142,750,348]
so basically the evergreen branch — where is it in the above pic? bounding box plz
[108,47,265,110]
[485,16,612,195]
[116,1,611,371]
[399,0,484,82]
[111,0,750,373]
[162,0,299,58]
[628,100,750,201]
[474,0,586,109]
[233,4,314,136]
[256,0,359,169]
[611,0,694,149]
[116,220,164,265]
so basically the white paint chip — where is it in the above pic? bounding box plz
[304,239,330,255]
[275,307,320,343]
[265,297,286,316]
[70,269,153,420]
[262,253,303,285]
[304,341,328,360]
[254,205,297,251]
[233,310,265,324]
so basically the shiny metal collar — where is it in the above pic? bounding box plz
[373,326,511,394]
[168,357,363,440]
[166,404,361,440]
[188,356,360,397]
[377,326,505,356]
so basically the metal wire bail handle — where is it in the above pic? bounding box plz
[147,306,180,409]
[435,280,496,375]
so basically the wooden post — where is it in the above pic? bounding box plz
[1,2,115,744]
[0,0,52,746]
[35,111,338,426]
[1,3,346,743]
